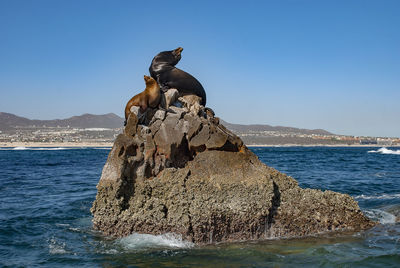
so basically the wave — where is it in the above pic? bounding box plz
[368,147,400,155]
[0,147,111,151]
[12,146,29,150]
[354,193,400,200]
[48,237,69,254]
[364,209,396,224]
[0,147,70,151]
[117,233,194,250]
[34,147,69,150]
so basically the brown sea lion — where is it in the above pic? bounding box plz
[124,75,161,124]
[149,47,207,106]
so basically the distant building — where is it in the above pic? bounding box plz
[360,139,377,145]
[377,138,392,146]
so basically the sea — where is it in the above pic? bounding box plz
[0,146,399,267]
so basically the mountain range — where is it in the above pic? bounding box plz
[220,120,333,136]
[0,112,124,130]
[0,112,332,136]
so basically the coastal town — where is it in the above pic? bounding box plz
[0,124,398,147]
[237,130,399,146]
[0,126,121,147]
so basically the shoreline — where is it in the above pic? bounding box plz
[0,142,398,148]
[0,142,113,148]
[246,144,400,147]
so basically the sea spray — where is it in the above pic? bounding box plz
[368,147,400,155]
[354,193,400,200]
[118,233,194,250]
[364,209,396,224]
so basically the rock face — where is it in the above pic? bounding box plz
[91,101,375,244]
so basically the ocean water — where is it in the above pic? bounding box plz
[0,146,399,267]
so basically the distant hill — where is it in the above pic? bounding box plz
[220,120,333,136]
[0,112,333,136]
[0,112,124,130]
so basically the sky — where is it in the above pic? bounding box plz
[0,0,399,137]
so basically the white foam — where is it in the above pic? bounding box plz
[364,209,396,224]
[0,147,111,151]
[6,147,69,151]
[55,223,70,227]
[84,128,111,131]
[48,238,68,254]
[13,146,28,150]
[118,233,194,250]
[35,147,68,150]
[354,193,400,200]
[68,227,81,232]
[368,147,400,155]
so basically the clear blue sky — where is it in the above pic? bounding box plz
[0,0,399,137]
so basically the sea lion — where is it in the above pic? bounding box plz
[124,75,161,124]
[149,47,207,106]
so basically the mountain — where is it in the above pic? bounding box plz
[0,112,333,136]
[220,120,333,136]
[0,112,124,130]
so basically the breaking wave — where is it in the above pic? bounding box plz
[0,147,70,151]
[117,233,194,250]
[12,146,29,150]
[0,147,111,150]
[31,147,69,150]
[354,193,400,200]
[48,237,69,254]
[368,147,400,155]
[364,209,396,224]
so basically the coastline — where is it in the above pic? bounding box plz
[247,144,400,147]
[0,142,398,148]
[0,142,113,148]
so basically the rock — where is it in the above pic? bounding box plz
[124,113,138,136]
[168,106,186,119]
[205,126,228,149]
[179,95,202,115]
[160,88,179,109]
[189,123,209,151]
[184,114,202,140]
[129,105,140,116]
[91,105,376,244]
[149,109,166,125]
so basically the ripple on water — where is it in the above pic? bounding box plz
[0,147,399,267]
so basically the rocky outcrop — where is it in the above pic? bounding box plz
[91,99,375,244]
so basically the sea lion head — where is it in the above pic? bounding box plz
[152,47,183,67]
[172,47,183,59]
[144,75,156,85]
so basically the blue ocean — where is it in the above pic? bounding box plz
[1,146,399,267]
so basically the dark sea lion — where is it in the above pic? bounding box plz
[149,47,207,106]
[124,75,161,124]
